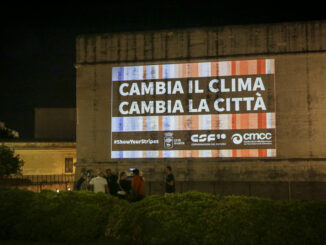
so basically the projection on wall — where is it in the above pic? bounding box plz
[110,59,276,158]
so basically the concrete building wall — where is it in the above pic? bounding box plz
[76,21,326,64]
[34,108,76,140]
[3,142,76,175]
[75,20,326,198]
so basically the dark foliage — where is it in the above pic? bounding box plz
[0,128,15,139]
[0,145,24,177]
[1,189,326,245]
[0,189,127,242]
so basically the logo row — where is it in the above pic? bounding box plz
[164,132,273,148]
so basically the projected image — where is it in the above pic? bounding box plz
[111,59,276,158]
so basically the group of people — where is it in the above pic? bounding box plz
[75,166,175,201]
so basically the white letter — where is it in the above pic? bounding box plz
[173,100,184,113]
[191,134,198,142]
[232,78,236,92]
[141,101,154,114]
[214,98,225,112]
[156,82,166,95]
[141,82,154,95]
[156,101,166,113]
[194,80,204,93]
[243,97,255,111]
[208,79,219,93]
[208,134,215,142]
[253,77,265,91]
[198,99,210,112]
[167,100,171,113]
[254,97,266,111]
[119,102,129,115]
[172,81,184,94]
[232,98,242,111]
[167,81,171,94]
[119,83,129,96]
[188,99,197,112]
[238,78,252,91]
[220,79,230,92]
[129,101,140,114]
[129,83,140,95]
[188,80,193,93]
[226,98,231,111]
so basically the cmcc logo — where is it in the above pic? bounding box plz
[231,132,272,144]
[231,133,243,144]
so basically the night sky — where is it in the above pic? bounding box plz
[1,3,325,138]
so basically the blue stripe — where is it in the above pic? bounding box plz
[130,117,135,131]
[118,67,124,81]
[119,117,124,132]
[163,116,170,130]
[146,65,152,79]
[131,66,138,80]
[112,67,119,81]
[111,151,120,159]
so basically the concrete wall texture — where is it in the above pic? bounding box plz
[4,142,76,175]
[75,20,326,199]
[34,108,76,140]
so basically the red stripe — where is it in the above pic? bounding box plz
[258,113,266,129]
[257,60,261,74]
[232,61,236,75]
[143,66,147,79]
[258,149,267,157]
[232,114,237,129]
[232,149,237,157]
[159,116,163,130]
[211,62,218,76]
[257,60,266,74]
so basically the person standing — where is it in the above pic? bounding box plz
[109,174,120,196]
[75,173,88,191]
[165,166,175,196]
[118,171,132,200]
[131,168,145,202]
[89,171,109,194]
[105,169,113,186]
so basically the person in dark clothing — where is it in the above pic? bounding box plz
[105,169,113,186]
[75,173,87,191]
[118,171,131,200]
[165,166,175,196]
[109,174,120,196]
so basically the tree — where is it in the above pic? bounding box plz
[0,145,24,177]
[0,128,16,139]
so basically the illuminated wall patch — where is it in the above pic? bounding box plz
[111,59,276,158]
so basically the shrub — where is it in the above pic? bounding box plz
[109,193,326,245]
[0,188,127,242]
[108,191,220,245]
[0,188,35,239]
[203,196,282,245]
[1,189,326,244]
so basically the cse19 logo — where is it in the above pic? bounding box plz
[191,133,226,143]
